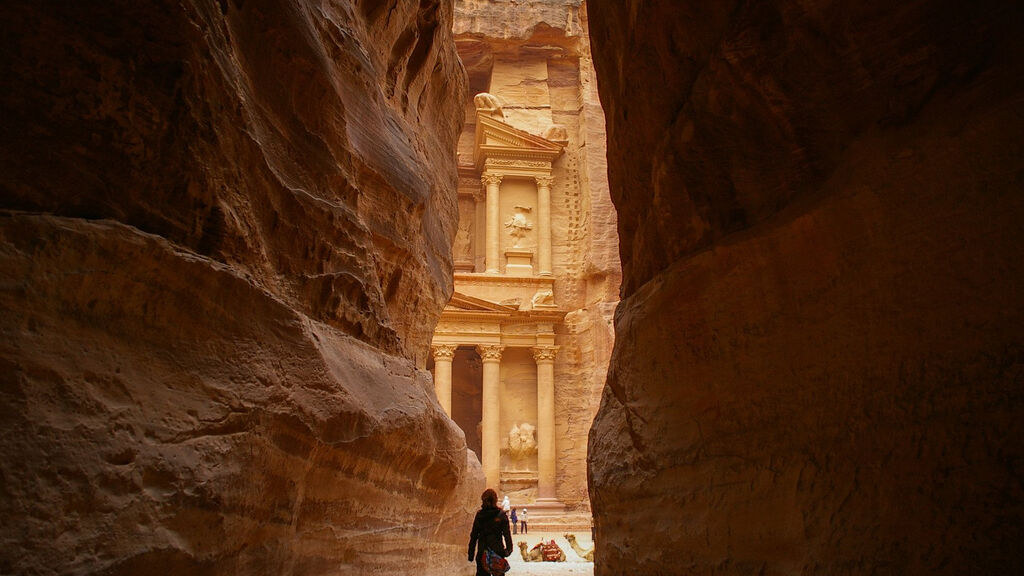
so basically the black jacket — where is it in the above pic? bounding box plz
[468,505,513,561]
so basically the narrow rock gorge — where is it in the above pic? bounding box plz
[588,1,1024,575]
[1,0,480,574]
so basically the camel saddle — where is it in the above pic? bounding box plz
[531,540,563,562]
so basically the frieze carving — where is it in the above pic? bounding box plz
[435,321,497,334]
[431,344,457,361]
[476,344,505,361]
[532,345,558,363]
[484,158,551,169]
[502,323,536,335]
[481,173,503,187]
[455,276,553,288]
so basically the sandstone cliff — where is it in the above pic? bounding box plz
[1,0,479,574]
[588,1,1024,574]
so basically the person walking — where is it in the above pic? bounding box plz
[520,508,528,534]
[510,507,518,535]
[468,488,513,576]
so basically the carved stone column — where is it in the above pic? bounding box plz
[481,173,503,274]
[535,175,554,276]
[532,345,558,500]
[431,344,457,417]
[477,344,505,488]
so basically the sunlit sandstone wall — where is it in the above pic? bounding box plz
[0,0,482,574]
[455,0,619,510]
[588,1,1024,574]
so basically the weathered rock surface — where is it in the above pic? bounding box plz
[1,0,480,574]
[588,1,1024,574]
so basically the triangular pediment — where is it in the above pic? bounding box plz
[474,113,564,170]
[445,291,518,313]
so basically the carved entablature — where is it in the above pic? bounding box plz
[432,290,567,351]
[503,323,537,336]
[484,158,553,172]
[459,177,483,191]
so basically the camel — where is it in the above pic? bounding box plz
[564,533,595,562]
[518,540,566,562]
[517,541,542,562]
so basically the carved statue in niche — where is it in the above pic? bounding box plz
[454,220,472,259]
[506,422,537,463]
[504,206,533,248]
[474,92,504,120]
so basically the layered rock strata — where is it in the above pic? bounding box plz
[1,0,480,574]
[588,1,1024,574]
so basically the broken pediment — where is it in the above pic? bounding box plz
[473,110,564,172]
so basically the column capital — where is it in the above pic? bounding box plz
[472,188,487,203]
[534,175,554,188]
[476,344,505,362]
[531,345,559,363]
[431,344,458,361]
[481,172,504,187]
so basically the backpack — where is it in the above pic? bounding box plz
[484,548,510,575]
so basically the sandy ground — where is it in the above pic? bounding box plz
[502,531,595,576]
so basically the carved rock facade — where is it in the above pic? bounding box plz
[588,1,1024,574]
[432,0,618,526]
[0,1,480,574]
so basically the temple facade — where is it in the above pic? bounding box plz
[431,1,621,525]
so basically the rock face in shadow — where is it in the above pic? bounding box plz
[587,1,1024,574]
[0,0,480,574]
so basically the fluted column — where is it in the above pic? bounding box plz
[535,175,554,276]
[431,344,457,417]
[477,344,505,488]
[532,345,558,499]
[481,173,503,274]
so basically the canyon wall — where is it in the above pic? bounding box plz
[0,0,481,574]
[588,1,1023,574]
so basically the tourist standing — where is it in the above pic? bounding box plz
[510,507,518,534]
[520,508,528,534]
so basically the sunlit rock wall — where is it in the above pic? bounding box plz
[588,1,1024,574]
[0,0,481,574]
